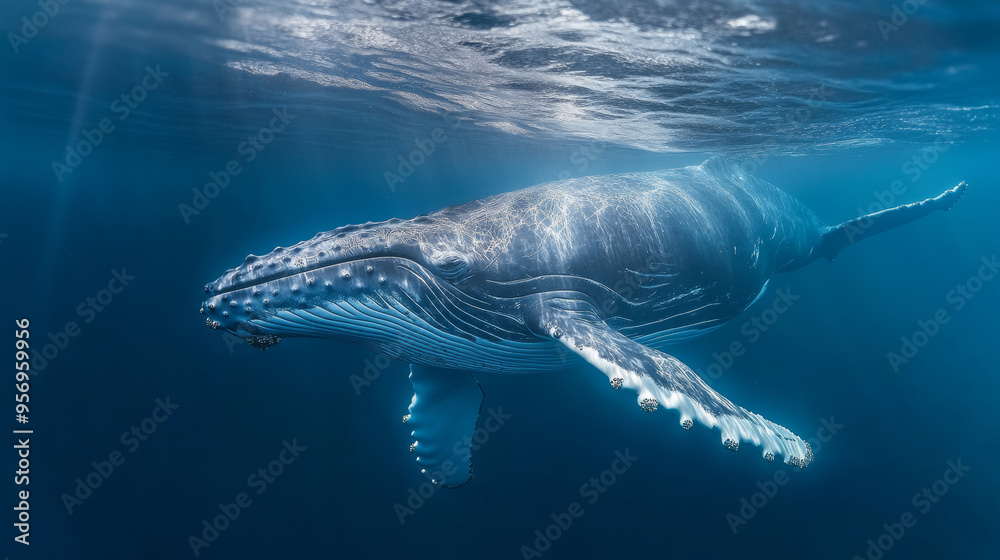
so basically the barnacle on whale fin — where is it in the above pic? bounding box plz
[246,334,282,350]
[639,397,658,412]
[786,442,813,468]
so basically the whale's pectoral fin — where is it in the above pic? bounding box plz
[405,364,485,487]
[533,302,812,467]
[817,181,968,262]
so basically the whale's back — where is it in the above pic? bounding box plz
[419,158,827,339]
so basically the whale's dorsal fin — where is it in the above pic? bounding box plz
[530,300,812,467]
[405,364,484,488]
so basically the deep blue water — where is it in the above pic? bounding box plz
[2,0,998,558]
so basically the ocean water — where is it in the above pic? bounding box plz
[2,0,998,558]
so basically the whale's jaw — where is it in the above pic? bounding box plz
[202,254,414,349]
[200,248,563,371]
[201,219,434,348]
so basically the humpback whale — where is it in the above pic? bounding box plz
[202,158,966,487]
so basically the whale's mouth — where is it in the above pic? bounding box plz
[202,255,410,335]
[201,253,534,358]
[203,219,420,298]
[205,254,408,296]
[206,256,388,297]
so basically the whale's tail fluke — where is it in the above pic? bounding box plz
[817,181,968,262]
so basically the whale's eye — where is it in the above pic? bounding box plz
[428,251,472,281]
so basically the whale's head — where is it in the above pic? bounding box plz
[200,217,528,360]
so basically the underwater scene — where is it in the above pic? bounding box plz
[1,0,998,558]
